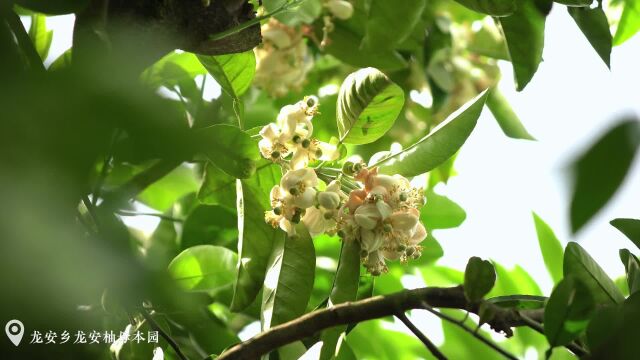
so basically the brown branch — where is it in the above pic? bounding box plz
[217,286,544,360]
[396,312,448,360]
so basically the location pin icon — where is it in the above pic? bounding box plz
[5,320,24,346]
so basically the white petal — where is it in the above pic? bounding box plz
[318,191,340,210]
[294,187,317,209]
[354,204,381,230]
[361,229,384,252]
[390,211,419,232]
[302,207,325,237]
[376,200,393,220]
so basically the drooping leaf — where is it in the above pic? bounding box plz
[420,190,466,230]
[563,242,625,304]
[319,240,361,359]
[486,89,535,140]
[532,212,564,284]
[195,124,260,179]
[611,218,640,250]
[376,90,488,177]
[361,0,427,50]
[453,0,516,16]
[613,0,640,46]
[28,14,53,61]
[231,164,282,311]
[568,118,640,233]
[568,2,612,68]
[488,295,547,310]
[262,224,315,330]
[464,257,496,302]
[619,249,640,294]
[197,51,256,99]
[168,245,237,293]
[499,0,550,91]
[544,276,595,348]
[336,67,405,145]
[15,0,90,14]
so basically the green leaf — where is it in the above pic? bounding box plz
[420,190,466,229]
[361,0,427,50]
[453,0,516,16]
[586,292,640,359]
[532,212,564,284]
[554,0,591,5]
[611,218,640,250]
[48,49,72,71]
[231,164,282,311]
[264,0,322,25]
[262,224,315,330]
[336,67,405,145]
[137,164,198,211]
[142,51,206,89]
[488,295,547,310]
[195,124,260,179]
[168,245,237,293]
[197,162,237,209]
[197,51,256,99]
[563,242,625,304]
[376,90,488,177]
[181,205,237,250]
[486,89,535,140]
[544,276,595,348]
[613,0,640,46]
[15,0,90,14]
[499,0,550,91]
[568,119,640,233]
[568,3,612,68]
[464,257,496,302]
[319,240,362,359]
[28,14,53,61]
[619,249,640,294]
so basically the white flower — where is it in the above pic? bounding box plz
[361,228,384,253]
[280,168,318,209]
[354,203,381,230]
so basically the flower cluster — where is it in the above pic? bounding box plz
[254,19,313,97]
[261,98,427,276]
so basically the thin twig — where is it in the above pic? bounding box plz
[421,302,518,360]
[4,9,45,71]
[140,309,189,360]
[396,312,447,360]
[93,129,120,206]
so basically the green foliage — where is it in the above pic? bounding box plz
[453,0,516,16]
[28,14,52,61]
[486,89,535,140]
[619,249,640,294]
[15,0,90,14]
[361,0,427,50]
[568,119,640,233]
[613,0,640,45]
[168,245,237,293]
[420,189,466,229]
[336,67,405,144]
[533,212,564,284]
[611,218,640,250]
[464,257,496,302]
[586,292,640,359]
[198,51,256,99]
[488,295,547,309]
[195,125,260,179]
[544,276,595,348]
[568,2,612,68]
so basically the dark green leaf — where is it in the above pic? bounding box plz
[168,245,237,293]
[499,0,550,91]
[464,257,496,302]
[568,119,640,233]
[611,218,640,250]
[197,162,237,209]
[195,124,260,179]
[181,205,237,249]
[619,249,640,294]
[197,51,255,99]
[376,90,488,177]
[586,293,640,359]
[488,295,547,310]
[453,0,516,16]
[420,190,466,229]
[486,89,535,140]
[555,0,591,5]
[137,165,198,211]
[337,67,405,145]
[568,3,612,68]
[262,224,315,330]
[544,276,595,347]
[563,242,625,304]
[532,212,564,284]
[613,0,640,46]
[15,0,90,14]
[48,49,72,71]
[361,0,427,50]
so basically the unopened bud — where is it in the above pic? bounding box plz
[342,161,355,176]
[318,191,340,210]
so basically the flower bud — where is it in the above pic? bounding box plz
[354,204,381,230]
[342,161,355,176]
[262,27,292,49]
[327,0,354,20]
[318,191,341,210]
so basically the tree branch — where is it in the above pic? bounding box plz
[217,286,544,360]
[396,312,447,360]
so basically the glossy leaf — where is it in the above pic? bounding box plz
[337,68,405,144]
[198,51,256,99]
[142,51,206,89]
[619,249,640,294]
[586,293,640,359]
[464,257,496,302]
[362,0,427,50]
[195,124,260,179]
[613,0,640,46]
[319,240,361,359]
[568,3,612,68]
[555,0,591,5]
[486,89,535,140]
[533,212,564,283]
[231,164,282,311]
[28,14,53,62]
[563,242,625,304]
[420,190,466,230]
[376,90,488,177]
[568,118,640,233]
[138,165,198,212]
[611,218,640,250]
[453,0,516,16]
[499,0,550,91]
[262,224,315,330]
[544,276,595,348]
[168,245,237,293]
